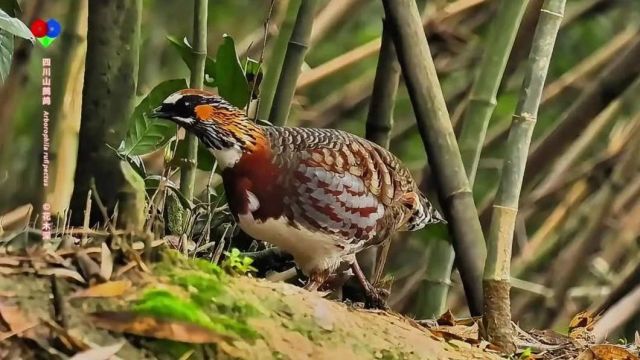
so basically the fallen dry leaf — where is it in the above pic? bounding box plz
[0,257,21,266]
[38,267,86,284]
[77,251,106,284]
[91,311,232,344]
[0,204,33,233]
[570,310,599,332]
[100,243,113,281]
[429,322,480,344]
[0,302,40,341]
[70,280,132,299]
[579,344,640,360]
[69,341,125,360]
[114,261,137,278]
[0,266,29,275]
[437,309,456,326]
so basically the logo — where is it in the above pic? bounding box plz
[30,18,61,48]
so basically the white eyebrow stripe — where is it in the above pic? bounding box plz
[164,92,183,104]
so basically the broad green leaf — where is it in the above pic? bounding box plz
[215,35,250,108]
[173,139,216,171]
[167,35,216,87]
[0,29,12,84]
[121,79,188,156]
[0,9,34,42]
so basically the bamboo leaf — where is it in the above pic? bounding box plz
[167,35,216,86]
[0,9,33,42]
[121,79,187,156]
[215,35,250,108]
[0,29,13,84]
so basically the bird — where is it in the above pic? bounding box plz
[151,89,446,306]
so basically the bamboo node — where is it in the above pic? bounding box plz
[423,276,452,287]
[288,40,310,49]
[513,113,536,123]
[492,204,517,212]
[446,188,472,199]
[468,96,497,106]
[540,9,564,18]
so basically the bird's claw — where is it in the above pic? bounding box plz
[363,284,390,310]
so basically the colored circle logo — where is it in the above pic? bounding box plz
[46,19,61,38]
[30,18,47,37]
[30,18,61,48]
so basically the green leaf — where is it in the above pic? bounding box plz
[173,139,216,171]
[215,35,250,108]
[167,35,216,87]
[0,29,12,84]
[120,160,146,202]
[121,79,188,156]
[0,9,34,42]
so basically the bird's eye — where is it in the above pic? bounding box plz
[184,102,191,107]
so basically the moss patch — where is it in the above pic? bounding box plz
[137,250,259,340]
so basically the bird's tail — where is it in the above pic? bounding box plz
[403,193,447,231]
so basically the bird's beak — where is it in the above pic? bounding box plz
[149,105,168,119]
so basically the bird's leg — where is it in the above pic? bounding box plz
[351,260,389,310]
[303,269,329,292]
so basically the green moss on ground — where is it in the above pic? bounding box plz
[0,250,503,359]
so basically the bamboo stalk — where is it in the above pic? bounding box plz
[483,0,565,352]
[457,0,527,184]
[179,0,208,200]
[48,0,88,215]
[268,0,319,126]
[382,0,486,317]
[420,0,527,317]
[360,21,401,283]
[365,22,399,150]
[414,238,455,318]
[257,0,298,121]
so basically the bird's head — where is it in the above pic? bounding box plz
[151,89,264,152]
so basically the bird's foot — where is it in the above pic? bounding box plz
[361,282,390,310]
[351,261,390,310]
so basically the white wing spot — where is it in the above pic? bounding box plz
[210,147,242,169]
[246,190,260,212]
